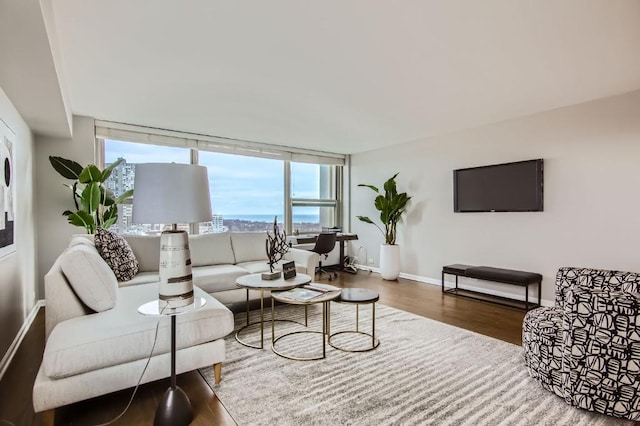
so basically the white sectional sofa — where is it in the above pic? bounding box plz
[33,231,319,414]
[121,231,320,306]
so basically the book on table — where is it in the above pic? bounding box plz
[279,288,324,301]
[303,283,341,293]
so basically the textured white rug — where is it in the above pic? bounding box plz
[200,303,631,425]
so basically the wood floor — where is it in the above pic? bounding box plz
[0,271,525,426]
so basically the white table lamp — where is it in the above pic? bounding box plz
[133,163,211,308]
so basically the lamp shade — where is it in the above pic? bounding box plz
[132,163,212,224]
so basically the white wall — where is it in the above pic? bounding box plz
[35,115,95,296]
[0,86,37,360]
[350,90,640,304]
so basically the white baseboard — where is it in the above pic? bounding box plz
[354,265,553,307]
[0,299,45,382]
[355,264,379,274]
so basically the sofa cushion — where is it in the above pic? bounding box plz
[192,265,249,293]
[118,271,159,287]
[189,233,235,266]
[236,260,307,275]
[231,232,268,263]
[94,228,139,281]
[236,260,273,275]
[124,235,160,272]
[42,285,233,379]
[60,244,118,312]
[69,235,95,248]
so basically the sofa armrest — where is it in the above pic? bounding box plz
[562,286,640,414]
[283,248,319,276]
[44,260,91,339]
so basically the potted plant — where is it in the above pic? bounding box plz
[49,156,134,233]
[356,173,411,280]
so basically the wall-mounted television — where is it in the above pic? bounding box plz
[453,159,543,212]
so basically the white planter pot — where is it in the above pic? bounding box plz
[379,244,400,280]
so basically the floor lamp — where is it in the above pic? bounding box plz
[133,163,212,308]
[133,163,211,425]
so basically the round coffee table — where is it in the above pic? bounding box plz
[270,289,341,361]
[235,273,311,349]
[328,288,380,352]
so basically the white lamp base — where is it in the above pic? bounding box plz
[159,230,194,308]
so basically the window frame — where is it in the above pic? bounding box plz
[97,134,344,235]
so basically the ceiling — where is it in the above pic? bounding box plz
[0,0,72,137]
[33,1,640,153]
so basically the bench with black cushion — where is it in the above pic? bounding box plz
[441,264,542,310]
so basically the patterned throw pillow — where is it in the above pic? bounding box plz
[94,227,139,281]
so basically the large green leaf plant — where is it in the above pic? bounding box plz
[356,173,411,245]
[49,156,134,233]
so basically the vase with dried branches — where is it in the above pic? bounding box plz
[262,216,289,280]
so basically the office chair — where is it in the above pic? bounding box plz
[310,233,338,280]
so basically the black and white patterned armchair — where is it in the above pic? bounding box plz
[523,267,640,420]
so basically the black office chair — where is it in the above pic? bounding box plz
[310,233,338,280]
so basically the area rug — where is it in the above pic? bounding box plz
[200,303,631,425]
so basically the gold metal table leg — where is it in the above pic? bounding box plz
[259,290,264,348]
[245,288,249,325]
[372,302,376,348]
[236,292,305,350]
[322,302,326,358]
[327,301,331,336]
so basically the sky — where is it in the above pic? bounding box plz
[105,139,320,216]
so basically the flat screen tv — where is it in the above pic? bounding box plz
[453,159,543,212]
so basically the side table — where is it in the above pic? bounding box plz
[270,289,341,361]
[138,297,206,426]
[235,273,311,349]
[328,288,380,352]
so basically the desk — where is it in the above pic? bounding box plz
[288,233,358,270]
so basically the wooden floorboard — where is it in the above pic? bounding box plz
[0,271,525,425]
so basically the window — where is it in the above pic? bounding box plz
[290,162,338,233]
[198,151,284,233]
[98,122,345,236]
[103,139,190,234]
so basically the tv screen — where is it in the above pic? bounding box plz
[453,159,543,212]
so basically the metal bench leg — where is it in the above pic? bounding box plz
[538,281,542,307]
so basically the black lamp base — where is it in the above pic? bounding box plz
[153,386,193,426]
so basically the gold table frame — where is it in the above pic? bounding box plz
[234,273,311,349]
[270,290,341,361]
[328,289,380,352]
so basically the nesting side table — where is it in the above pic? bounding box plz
[328,288,380,352]
[235,273,312,349]
[270,289,342,361]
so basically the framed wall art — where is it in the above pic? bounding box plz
[0,118,15,258]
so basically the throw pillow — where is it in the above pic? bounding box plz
[60,244,118,312]
[94,227,139,281]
